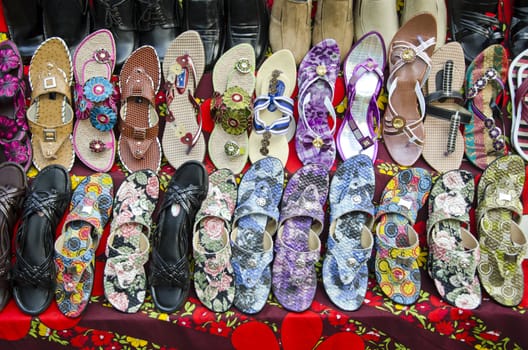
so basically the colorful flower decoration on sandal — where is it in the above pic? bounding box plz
[0,74,19,97]
[0,48,19,72]
[90,105,117,132]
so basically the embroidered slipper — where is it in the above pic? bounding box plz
[422,42,472,173]
[209,44,256,174]
[54,173,114,318]
[508,47,528,162]
[162,31,206,169]
[0,40,32,171]
[118,45,161,173]
[337,32,385,162]
[231,157,284,314]
[272,163,329,312]
[374,167,432,305]
[248,50,296,166]
[295,39,340,169]
[382,13,436,166]
[27,37,75,171]
[193,169,237,312]
[322,154,375,311]
[427,170,481,309]
[72,29,118,172]
[476,155,527,306]
[464,44,508,170]
[104,170,159,313]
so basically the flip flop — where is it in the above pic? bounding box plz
[295,39,340,169]
[508,47,528,162]
[374,167,432,305]
[337,32,385,162]
[464,44,508,170]
[476,155,527,306]
[231,157,284,314]
[27,37,75,171]
[72,29,118,172]
[55,173,114,318]
[422,42,472,173]
[427,170,481,309]
[272,163,329,312]
[209,44,256,174]
[382,13,436,166]
[118,45,161,173]
[162,31,206,169]
[322,154,375,311]
[193,169,237,312]
[248,50,296,166]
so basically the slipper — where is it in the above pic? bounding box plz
[231,157,284,314]
[209,44,256,174]
[508,47,528,162]
[54,173,114,318]
[382,13,436,166]
[427,170,481,309]
[322,154,375,311]
[13,165,71,316]
[272,163,329,312]
[0,162,26,311]
[464,44,508,170]
[295,39,340,169]
[0,41,32,171]
[193,169,237,312]
[118,45,161,173]
[162,31,206,169]
[374,167,432,305]
[72,29,118,172]
[150,161,208,313]
[27,37,75,171]
[248,50,296,166]
[476,155,527,306]
[422,42,472,173]
[337,32,385,162]
[104,170,158,313]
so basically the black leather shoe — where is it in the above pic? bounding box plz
[42,0,91,53]
[449,0,505,62]
[137,0,182,62]
[1,0,44,62]
[183,0,225,71]
[92,0,138,68]
[511,0,528,57]
[224,0,269,67]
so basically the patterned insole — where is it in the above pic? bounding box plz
[199,217,225,253]
[110,223,142,256]
[282,217,312,251]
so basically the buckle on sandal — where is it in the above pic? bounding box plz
[43,76,56,89]
[43,129,56,142]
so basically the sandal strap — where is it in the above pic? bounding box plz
[30,63,71,102]
[274,231,320,284]
[149,247,189,287]
[231,230,273,288]
[454,10,504,42]
[13,251,54,288]
[279,184,326,235]
[160,183,206,218]
[388,37,435,87]
[106,233,149,289]
[376,194,422,225]
[119,116,158,160]
[514,71,528,124]
[253,94,294,135]
[21,190,70,227]
[426,210,468,237]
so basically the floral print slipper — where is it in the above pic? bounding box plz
[54,173,114,318]
[193,169,237,312]
[231,157,284,314]
[374,168,432,305]
[476,154,527,306]
[427,170,481,309]
[272,163,329,312]
[104,170,159,313]
[0,40,32,170]
[322,154,375,311]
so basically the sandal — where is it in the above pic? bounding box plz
[476,155,527,307]
[0,40,32,170]
[27,37,75,171]
[422,42,472,173]
[382,13,436,166]
[118,45,162,173]
[55,173,114,318]
[511,3,528,58]
[337,32,385,162]
[295,39,340,170]
[72,29,118,172]
[104,170,158,313]
[162,30,206,169]
[150,161,208,312]
[508,47,528,162]
[464,44,508,170]
[209,43,256,174]
[12,165,71,316]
